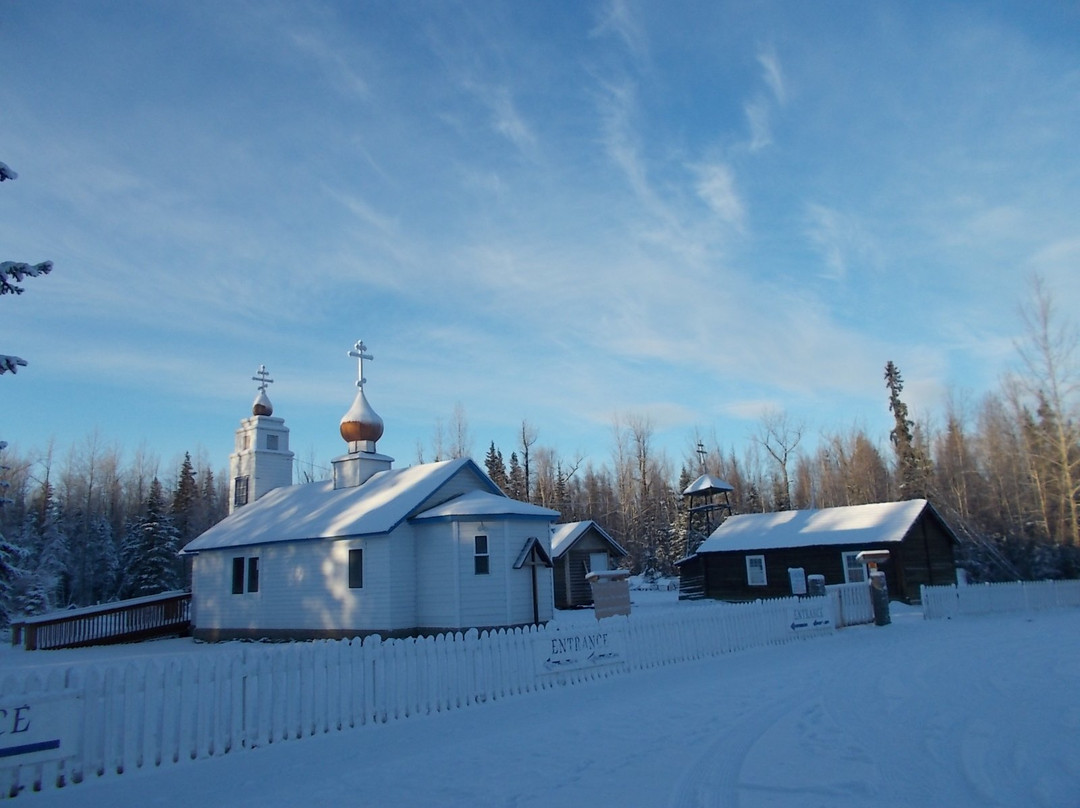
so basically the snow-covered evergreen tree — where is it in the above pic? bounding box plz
[171,452,198,545]
[121,477,181,597]
[1,161,53,374]
[36,496,70,609]
[0,524,29,626]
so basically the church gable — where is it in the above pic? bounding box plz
[405,459,505,520]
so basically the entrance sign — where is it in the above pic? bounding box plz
[787,599,833,633]
[0,692,82,766]
[537,627,625,674]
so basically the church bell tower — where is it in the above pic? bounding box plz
[229,364,295,513]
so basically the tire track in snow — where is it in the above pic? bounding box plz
[665,694,801,808]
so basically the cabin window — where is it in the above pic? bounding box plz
[842,551,868,584]
[266,434,279,450]
[474,535,490,575]
[233,556,259,594]
[746,555,767,586]
[348,548,364,589]
[233,476,250,507]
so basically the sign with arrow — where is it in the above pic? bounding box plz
[787,599,834,634]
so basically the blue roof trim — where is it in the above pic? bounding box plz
[411,512,558,524]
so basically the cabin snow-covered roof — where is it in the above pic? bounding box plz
[694,499,937,554]
[183,457,500,553]
[411,490,559,522]
[550,520,627,558]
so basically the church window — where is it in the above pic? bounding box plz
[474,535,490,575]
[348,548,364,588]
[232,557,245,594]
[248,557,260,593]
[234,476,250,507]
[267,434,279,450]
[233,556,260,594]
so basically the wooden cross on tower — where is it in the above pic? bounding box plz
[348,340,373,389]
[252,364,274,392]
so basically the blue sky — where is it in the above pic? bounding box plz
[4,1,1080,479]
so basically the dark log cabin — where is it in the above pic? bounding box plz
[678,499,958,604]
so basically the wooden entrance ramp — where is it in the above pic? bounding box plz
[10,590,191,650]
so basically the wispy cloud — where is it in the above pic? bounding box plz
[744,99,772,151]
[694,162,745,231]
[757,45,786,105]
[288,30,370,99]
[804,203,880,281]
[487,85,537,153]
[591,0,648,62]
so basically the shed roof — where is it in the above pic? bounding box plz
[694,499,939,554]
[183,457,499,553]
[550,520,627,559]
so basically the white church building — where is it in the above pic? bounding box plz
[182,342,558,641]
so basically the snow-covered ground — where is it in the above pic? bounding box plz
[8,597,1080,807]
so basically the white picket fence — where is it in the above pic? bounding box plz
[826,582,874,627]
[0,596,836,798]
[922,579,1080,620]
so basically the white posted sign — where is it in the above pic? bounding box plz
[536,627,625,674]
[0,691,82,767]
[787,599,833,633]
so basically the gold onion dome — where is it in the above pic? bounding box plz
[252,388,273,417]
[340,387,384,444]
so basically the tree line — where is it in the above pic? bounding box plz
[0,444,227,627]
[2,278,1078,626]
[473,277,1080,584]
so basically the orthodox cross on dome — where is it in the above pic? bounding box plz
[348,340,373,389]
[252,364,274,392]
[696,440,708,472]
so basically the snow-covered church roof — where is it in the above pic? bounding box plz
[694,499,945,554]
[183,457,503,553]
[411,490,559,522]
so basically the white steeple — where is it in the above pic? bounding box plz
[229,364,295,513]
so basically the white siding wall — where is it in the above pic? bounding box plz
[455,519,554,627]
[415,522,459,627]
[386,524,419,631]
[191,536,397,633]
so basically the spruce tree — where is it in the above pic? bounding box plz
[885,361,932,498]
[121,477,181,597]
[171,452,198,545]
[0,525,27,626]
[484,442,509,492]
[507,452,526,500]
[36,496,69,609]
